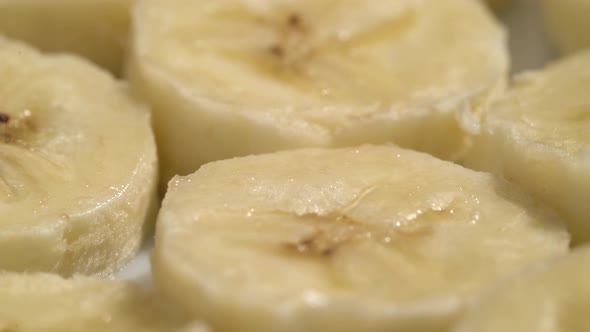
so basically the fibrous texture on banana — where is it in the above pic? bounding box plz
[153,145,568,332]
[0,36,158,276]
[465,50,590,245]
[127,0,508,186]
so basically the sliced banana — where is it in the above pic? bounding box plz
[0,36,157,275]
[152,145,568,332]
[0,0,133,74]
[485,0,511,11]
[464,50,590,245]
[128,0,508,186]
[0,273,208,332]
[543,0,590,53]
[453,246,590,332]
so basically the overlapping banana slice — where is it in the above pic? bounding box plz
[0,36,157,275]
[0,273,208,332]
[152,145,568,332]
[464,50,590,245]
[453,246,590,332]
[0,0,133,74]
[128,0,508,186]
[543,0,590,53]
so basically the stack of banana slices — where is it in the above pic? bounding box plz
[0,0,589,331]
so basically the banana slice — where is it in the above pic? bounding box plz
[453,246,590,332]
[464,50,590,245]
[128,0,508,186]
[0,37,157,275]
[0,273,208,332]
[543,0,590,53]
[485,0,511,11]
[152,145,568,332]
[0,0,133,74]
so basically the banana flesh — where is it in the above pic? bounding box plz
[0,0,133,74]
[153,145,568,332]
[0,36,158,275]
[453,246,590,332]
[128,0,508,186]
[0,273,208,332]
[464,50,590,245]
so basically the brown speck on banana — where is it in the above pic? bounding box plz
[265,12,313,71]
[281,207,435,259]
[284,230,341,258]
[281,214,365,258]
[0,109,34,144]
[269,45,284,57]
[0,112,9,123]
[287,13,301,28]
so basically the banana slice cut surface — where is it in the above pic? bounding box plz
[453,246,590,332]
[0,273,207,332]
[543,0,590,53]
[0,0,132,74]
[465,50,590,245]
[128,0,508,184]
[153,145,568,332]
[0,37,158,275]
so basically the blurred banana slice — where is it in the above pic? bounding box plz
[543,0,590,53]
[0,0,133,74]
[128,0,508,186]
[152,145,568,332]
[464,50,590,245]
[485,0,511,11]
[453,246,590,332]
[0,37,157,275]
[0,273,208,332]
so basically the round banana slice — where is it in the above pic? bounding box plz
[0,0,133,74]
[0,37,157,275]
[453,246,590,332]
[0,273,208,332]
[465,50,590,245]
[128,0,508,186]
[543,0,590,53]
[152,145,569,332]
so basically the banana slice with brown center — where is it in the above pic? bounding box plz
[0,36,158,276]
[128,0,508,186]
[152,145,568,332]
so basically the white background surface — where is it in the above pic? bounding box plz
[113,0,559,286]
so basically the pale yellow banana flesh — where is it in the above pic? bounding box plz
[464,50,590,245]
[453,246,590,332]
[0,273,208,332]
[0,36,158,275]
[128,0,508,186]
[153,145,568,332]
[0,0,133,74]
[542,0,590,53]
